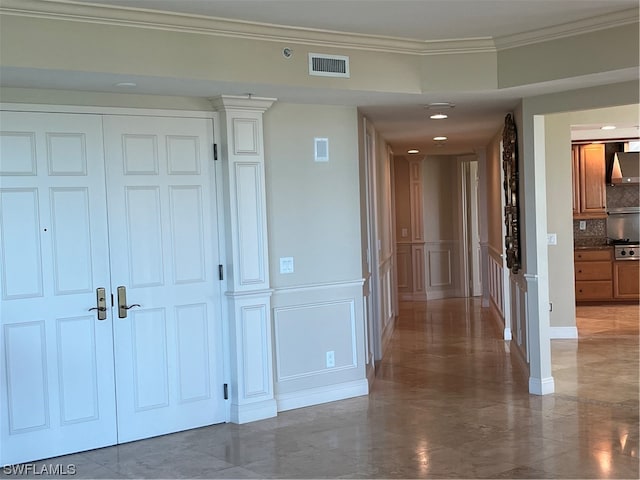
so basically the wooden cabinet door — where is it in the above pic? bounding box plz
[614,262,640,299]
[579,144,606,216]
[571,145,580,216]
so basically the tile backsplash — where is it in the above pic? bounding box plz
[573,185,639,246]
[606,184,639,209]
[573,218,607,246]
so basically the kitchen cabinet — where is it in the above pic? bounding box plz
[575,248,613,301]
[572,144,606,219]
[613,261,640,300]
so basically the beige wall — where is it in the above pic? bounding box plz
[498,23,639,88]
[393,156,411,240]
[486,129,503,254]
[3,11,637,98]
[263,102,366,399]
[264,103,362,286]
[520,82,639,330]
[544,104,639,328]
[423,156,456,242]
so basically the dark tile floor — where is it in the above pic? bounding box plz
[8,298,639,479]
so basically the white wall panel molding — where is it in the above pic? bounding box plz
[274,299,357,382]
[424,241,457,299]
[273,279,364,294]
[227,294,277,423]
[211,95,277,424]
[271,282,366,407]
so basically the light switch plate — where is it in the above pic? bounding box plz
[279,257,294,274]
[579,220,587,231]
[547,233,557,245]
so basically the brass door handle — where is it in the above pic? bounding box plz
[117,286,141,318]
[89,288,107,320]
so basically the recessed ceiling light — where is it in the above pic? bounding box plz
[426,102,455,110]
[407,149,420,154]
[115,82,137,87]
[430,113,448,120]
[601,125,616,130]
[433,136,448,141]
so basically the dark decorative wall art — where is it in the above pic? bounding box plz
[502,113,521,274]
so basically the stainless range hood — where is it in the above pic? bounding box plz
[611,152,640,184]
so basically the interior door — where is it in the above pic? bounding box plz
[0,112,117,465]
[102,116,225,443]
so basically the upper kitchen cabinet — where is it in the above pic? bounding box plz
[572,143,606,219]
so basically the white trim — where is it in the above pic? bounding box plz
[230,399,277,424]
[273,279,365,294]
[495,8,638,50]
[0,0,495,56]
[549,326,578,339]
[276,380,368,412]
[528,376,555,396]
[0,102,216,118]
[3,1,634,55]
[425,289,457,300]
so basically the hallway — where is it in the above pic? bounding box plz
[16,299,639,479]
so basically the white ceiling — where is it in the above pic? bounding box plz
[3,0,639,155]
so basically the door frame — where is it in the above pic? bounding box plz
[0,102,232,424]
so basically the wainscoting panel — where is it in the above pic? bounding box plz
[272,280,367,411]
[510,274,529,364]
[425,241,456,299]
[379,254,396,351]
[488,246,511,340]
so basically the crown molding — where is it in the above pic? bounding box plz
[494,8,639,50]
[0,0,495,55]
[1,0,635,56]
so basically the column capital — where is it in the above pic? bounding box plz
[210,95,276,112]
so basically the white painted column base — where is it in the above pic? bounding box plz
[549,327,578,339]
[529,376,555,395]
[231,399,278,424]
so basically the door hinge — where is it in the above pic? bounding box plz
[213,143,218,161]
[218,264,224,281]
[223,383,229,400]
[549,302,553,312]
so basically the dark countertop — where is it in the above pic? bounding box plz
[574,237,611,249]
[574,244,613,250]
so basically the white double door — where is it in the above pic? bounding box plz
[0,111,226,466]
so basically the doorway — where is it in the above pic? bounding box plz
[0,111,226,465]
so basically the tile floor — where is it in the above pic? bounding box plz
[8,298,639,479]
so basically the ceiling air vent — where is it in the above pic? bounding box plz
[308,53,350,78]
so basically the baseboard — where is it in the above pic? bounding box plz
[529,376,555,395]
[426,289,457,300]
[230,399,278,424]
[366,362,376,389]
[549,326,578,339]
[276,379,369,412]
[489,300,511,340]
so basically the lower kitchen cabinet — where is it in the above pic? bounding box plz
[575,248,613,302]
[575,248,640,302]
[613,261,640,300]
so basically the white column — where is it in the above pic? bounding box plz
[523,113,555,395]
[211,95,278,422]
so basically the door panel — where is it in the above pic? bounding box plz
[0,112,117,465]
[103,116,225,443]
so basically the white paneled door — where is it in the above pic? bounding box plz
[0,112,225,466]
[103,116,225,443]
